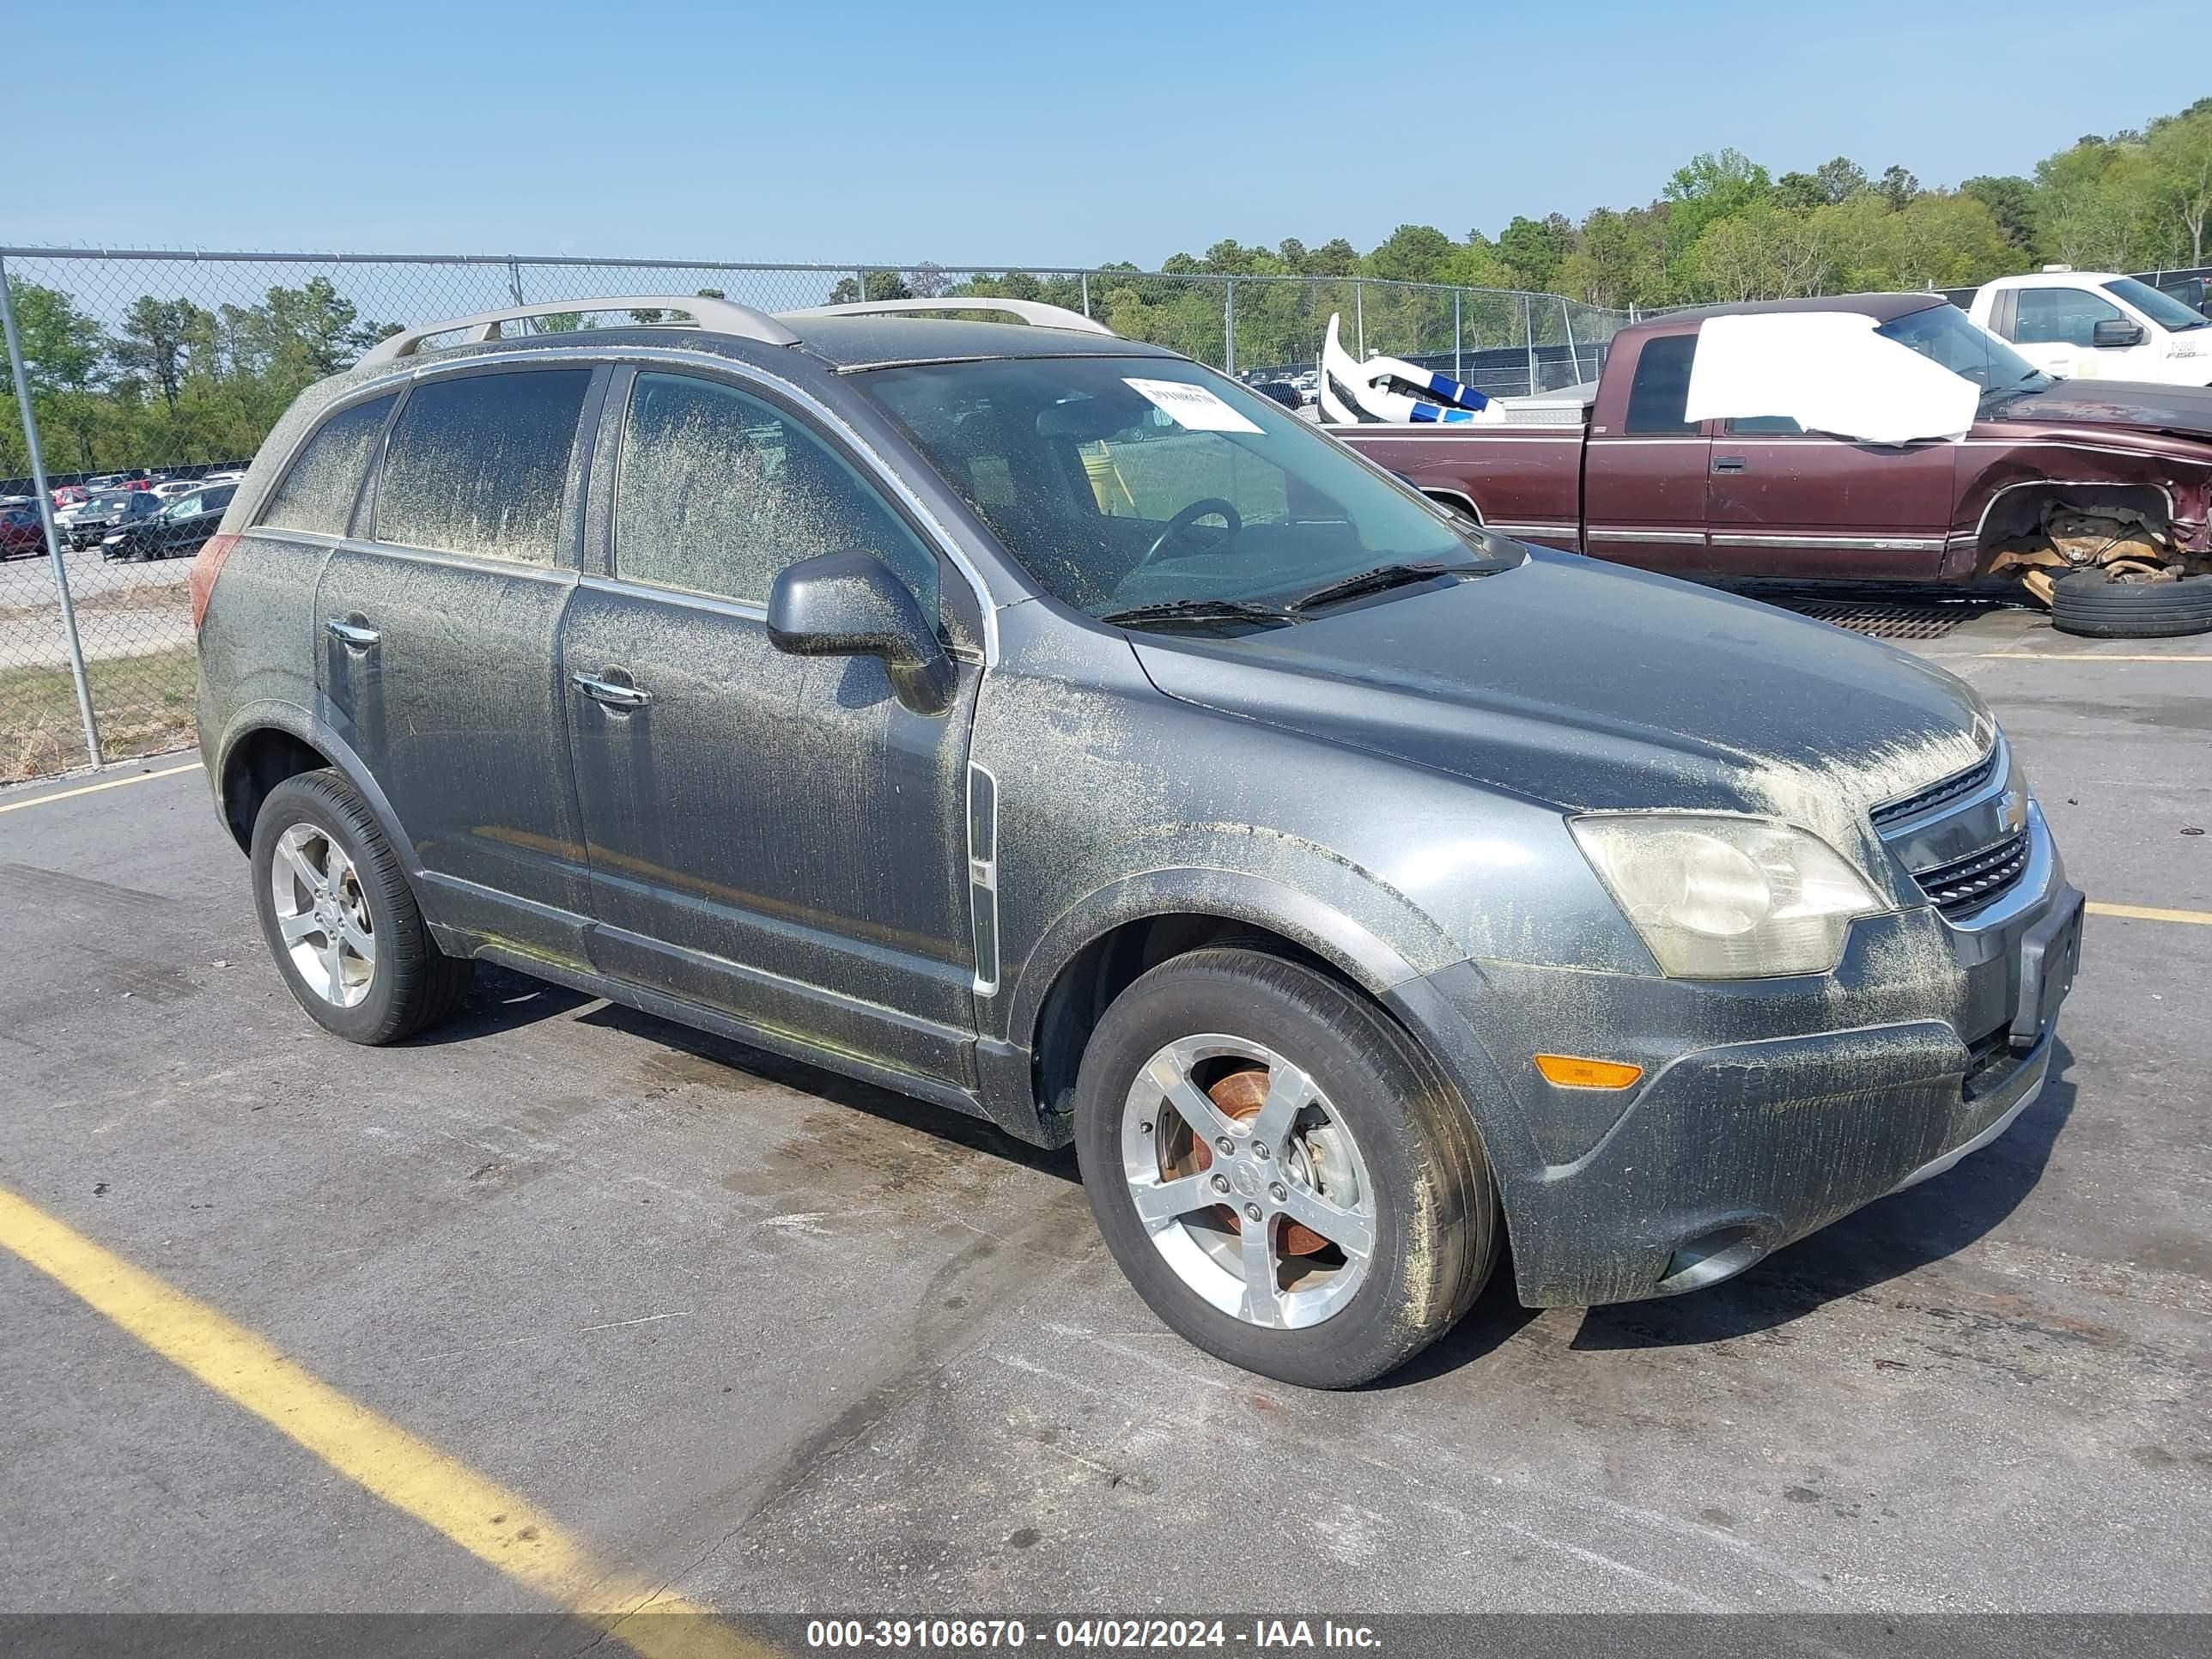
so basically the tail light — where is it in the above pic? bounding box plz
[189,533,240,633]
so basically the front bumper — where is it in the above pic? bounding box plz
[1401,839,2081,1309]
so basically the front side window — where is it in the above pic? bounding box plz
[2014,287,2124,348]
[1875,302,2045,395]
[613,372,938,609]
[1623,336,1698,434]
[860,356,1486,619]
[377,369,591,565]
[2103,276,2209,332]
[258,393,398,537]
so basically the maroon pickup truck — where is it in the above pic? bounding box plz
[1335,293,2212,629]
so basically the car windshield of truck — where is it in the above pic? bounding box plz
[860,356,1496,628]
[1875,304,2048,397]
[2103,276,2210,332]
[90,492,134,512]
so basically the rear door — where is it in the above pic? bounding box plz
[317,362,605,962]
[559,366,981,1085]
[1581,333,1711,572]
[1702,415,1953,580]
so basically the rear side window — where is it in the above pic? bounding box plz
[377,369,592,565]
[1623,335,1698,434]
[614,371,938,609]
[258,393,398,536]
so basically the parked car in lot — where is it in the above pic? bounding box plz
[2,496,46,557]
[66,488,164,549]
[1967,268,2212,386]
[100,482,234,561]
[193,295,2081,1387]
[51,483,89,509]
[1339,293,2212,636]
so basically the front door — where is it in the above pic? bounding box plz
[1701,416,1954,580]
[319,363,602,961]
[561,367,979,1086]
[2008,284,2164,380]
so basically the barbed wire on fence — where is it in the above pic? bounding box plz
[0,246,1632,782]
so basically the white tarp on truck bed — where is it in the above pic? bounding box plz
[1683,311,1980,446]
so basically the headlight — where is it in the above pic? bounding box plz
[1571,815,1886,979]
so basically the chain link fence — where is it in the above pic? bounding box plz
[0,247,1632,783]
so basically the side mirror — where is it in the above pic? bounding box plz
[767,549,956,715]
[2092,318,2145,349]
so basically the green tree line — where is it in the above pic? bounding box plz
[1,276,401,478]
[7,94,2209,477]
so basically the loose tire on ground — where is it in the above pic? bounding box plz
[250,768,472,1044]
[2051,568,2212,638]
[1074,948,1498,1389]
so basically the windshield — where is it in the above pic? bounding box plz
[2103,276,2210,332]
[91,492,134,511]
[1876,304,2045,393]
[858,356,1488,621]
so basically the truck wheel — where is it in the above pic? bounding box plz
[2051,568,2212,638]
[250,769,472,1044]
[1074,949,1498,1389]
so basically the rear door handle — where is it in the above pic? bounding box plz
[325,617,380,649]
[1711,456,1747,473]
[571,671,651,709]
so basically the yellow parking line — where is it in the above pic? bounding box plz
[0,1182,763,1659]
[2087,900,2212,927]
[0,760,200,814]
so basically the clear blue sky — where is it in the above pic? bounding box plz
[14,1,2205,265]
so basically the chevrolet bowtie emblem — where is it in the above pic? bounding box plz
[2000,789,2027,831]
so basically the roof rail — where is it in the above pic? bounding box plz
[776,297,1115,336]
[358,295,799,365]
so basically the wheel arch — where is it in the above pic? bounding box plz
[1967,477,2177,572]
[1000,867,1463,1144]
[213,702,418,880]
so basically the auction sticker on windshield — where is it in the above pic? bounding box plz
[1125,378,1263,434]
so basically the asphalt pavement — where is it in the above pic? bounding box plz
[0,607,2204,1626]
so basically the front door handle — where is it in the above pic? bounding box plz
[571,670,652,709]
[325,617,380,649]
[1711,456,1747,473]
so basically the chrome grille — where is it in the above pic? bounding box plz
[1872,750,2000,829]
[1914,830,2032,919]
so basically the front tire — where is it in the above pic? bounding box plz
[250,769,472,1044]
[2051,568,2212,638]
[1074,949,1498,1389]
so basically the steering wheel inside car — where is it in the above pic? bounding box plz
[1140,498,1243,566]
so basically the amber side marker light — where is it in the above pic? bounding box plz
[1534,1054,1644,1090]
[188,533,239,632]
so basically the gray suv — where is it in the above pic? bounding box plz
[192,295,2082,1388]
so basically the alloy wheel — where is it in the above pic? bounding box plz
[269,823,376,1008]
[1120,1034,1376,1329]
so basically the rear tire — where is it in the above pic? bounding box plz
[250,769,472,1044]
[2051,568,2212,638]
[1074,949,1498,1389]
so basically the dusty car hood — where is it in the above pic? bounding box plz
[1130,548,1994,872]
[1983,377,2212,441]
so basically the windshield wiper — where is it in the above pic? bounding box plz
[1098,597,1300,630]
[1286,559,1488,613]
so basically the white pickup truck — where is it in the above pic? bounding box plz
[1965,267,2212,385]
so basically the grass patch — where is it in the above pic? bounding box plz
[0,645,198,782]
